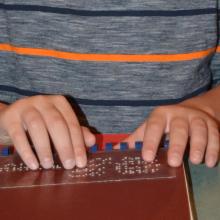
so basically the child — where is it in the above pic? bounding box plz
[0,1,219,170]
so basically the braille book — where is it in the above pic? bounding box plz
[0,134,193,220]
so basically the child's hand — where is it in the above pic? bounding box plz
[0,95,95,170]
[117,104,220,168]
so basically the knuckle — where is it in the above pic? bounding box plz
[172,117,187,126]
[12,96,40,108]
[13,97,27,106]
[27,116,40,129]
[191,117,206,127]
[22,109,41,129]
[34,95,48,104]
[68,122,79,132]
[175,127,188,137]
[49,113,65,127]
[152,106,167,115]
[171,119,188,135]
[22,107,35,116]
[53,95,66,103]
[82,126,89,131]
[22,107,36,118]
[153,105,180,115]
[172,126,188,136]
[147,121,160,131]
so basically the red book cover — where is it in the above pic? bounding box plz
[0,134,193,220]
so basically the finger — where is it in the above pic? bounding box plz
[113,122,146,149]
[0,127,13,146]
[53,96,87,168]
[38,106,75,169]
[82,127,96,147]
[205,121,220,167]
[22,107,54,169]
[6,121,39,170]
[142,115,166,162]
[168,117,188,167]
[189,118,207,164]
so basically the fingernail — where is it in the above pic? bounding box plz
[144,150,154,162]
[63,159,75,169]
[41,158,53,169]
[28,160,39,170]
[76,156,87,168]
[169,153,181,167]
[192,151,202,163]
[206,155,216,168]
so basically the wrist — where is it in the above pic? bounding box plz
[179,97,216,118]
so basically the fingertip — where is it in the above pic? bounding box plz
[206,162,216,168]
[25,156,39,170]
[190,151,203,165]
[168,153,182,167]
[86,133,96,147]
[41,158,54,169]
[82,127,96,147]
[142,150,155,162]
[190,159,201,165]
[63,159,76,170]
[76,155,87,168]
[168,159,182,167]
[29,161,39,170]
[205,155,217,168]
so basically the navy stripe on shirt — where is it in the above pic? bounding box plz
[0,84,210,107]
[0,4,217,17]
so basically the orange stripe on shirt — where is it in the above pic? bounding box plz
[216,46,220,53]
[0,43,216,63]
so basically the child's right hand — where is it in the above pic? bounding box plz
[0,95,96,170]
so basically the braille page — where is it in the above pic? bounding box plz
[0,149,175,189]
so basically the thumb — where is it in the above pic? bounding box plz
[81,126,96,147]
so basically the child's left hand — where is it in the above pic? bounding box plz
[117,103,220,167]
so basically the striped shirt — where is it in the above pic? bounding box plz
[0,0,220,133]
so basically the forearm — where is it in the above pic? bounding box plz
[180,85,220,122]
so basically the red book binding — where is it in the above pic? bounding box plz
[0,134,193,220]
